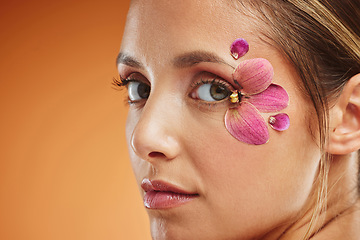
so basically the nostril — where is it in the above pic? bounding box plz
[148,151,166,158]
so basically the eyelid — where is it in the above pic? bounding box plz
[113,72,150,108]
[190,72,235,92]
[187,62,235,84]
[120,72,150,87]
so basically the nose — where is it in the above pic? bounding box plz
[129,95,181,163]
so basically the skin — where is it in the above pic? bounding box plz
[118,0,360,239]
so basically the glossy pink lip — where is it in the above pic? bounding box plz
[141,179,198,209]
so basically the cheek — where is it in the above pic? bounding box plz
[125,111,136,160]
[183,97,320,230]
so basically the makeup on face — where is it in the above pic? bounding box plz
[117,38,290,145]
[225,39,290,145]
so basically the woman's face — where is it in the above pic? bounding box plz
[119,0,321,239]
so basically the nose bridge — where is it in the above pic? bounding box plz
[130,88,181,161]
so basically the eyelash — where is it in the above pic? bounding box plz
[112,75,143,106]
[113,73,234,108]
[112,75,131,89]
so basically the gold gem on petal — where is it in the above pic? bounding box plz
[230,91,239,103]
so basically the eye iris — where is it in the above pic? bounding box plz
[210,84,229,100]
[138,83,150,99]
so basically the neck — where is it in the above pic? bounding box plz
[309,153,360,240]
[265,153,360,240]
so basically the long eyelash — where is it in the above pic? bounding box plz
[112,75,132,107]
[112,75,149,108]
[192,77,232,90]
[112,75,129,90]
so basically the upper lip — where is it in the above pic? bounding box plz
[141,178,198,195]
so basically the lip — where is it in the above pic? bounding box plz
[141,179,198,209]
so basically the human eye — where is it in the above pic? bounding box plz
[113,73,150,104]
[127,81,150,102]
[190,77,232,102]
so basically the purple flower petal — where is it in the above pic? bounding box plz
[233,58,273,95]
[225,102,269,145]
[245,84,289,112]
[230,38,249,60]
[268,113,290,131]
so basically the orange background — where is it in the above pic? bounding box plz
[0,0,151,239]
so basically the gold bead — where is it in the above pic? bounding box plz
[230,97,238,103]
[230,91,239,103]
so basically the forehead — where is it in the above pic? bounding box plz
[121,0,261,65]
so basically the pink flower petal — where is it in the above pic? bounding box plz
[269,113,290,131]
[245,84,289,112]
[233,58,273,95]
[225,102,269,145]
[230,38,249,60]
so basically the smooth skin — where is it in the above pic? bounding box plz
[119,0,360,239]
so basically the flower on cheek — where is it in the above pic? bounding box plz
[225,39,290,145]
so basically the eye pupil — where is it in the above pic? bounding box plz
[215,86,223,93]
[138,83,150,99]
[210,84,229,100]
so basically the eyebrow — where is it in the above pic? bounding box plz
[116,52,143,69]
[116,50,230,69]
[173,51,230,68]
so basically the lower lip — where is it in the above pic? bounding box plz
[144,191,197,209]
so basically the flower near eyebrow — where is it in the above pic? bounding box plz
[225,39,290,145]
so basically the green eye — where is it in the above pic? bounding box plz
[128,81,150,101]
[196,83,230,101]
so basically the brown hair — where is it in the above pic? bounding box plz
[233,0,360,238]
